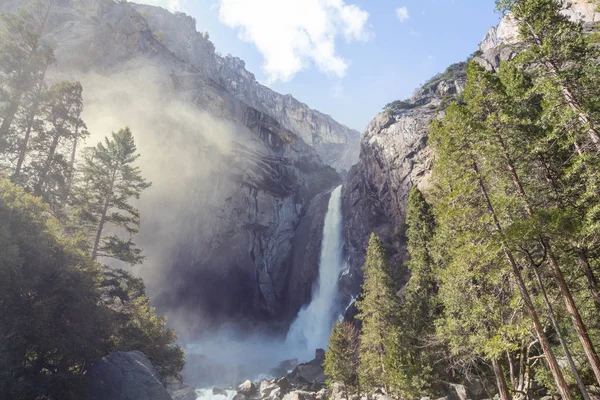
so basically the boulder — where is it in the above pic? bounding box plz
[283,390,317,400]
[233,394,247,400]
[316,388,331,400]
[444,383,468,400]
[86,351,172,400]
[276,376,292,394]
[289,363,326,385]
[238,380,257,395]
[259,379,281,399]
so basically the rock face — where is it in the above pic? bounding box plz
[339,0,600,314]
[131,3,360,172]
[86,351,172,400]
[475,0,600,71]
[0,0,357,332]
[340,64,466,309]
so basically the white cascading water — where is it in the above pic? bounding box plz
[284,185,344,361]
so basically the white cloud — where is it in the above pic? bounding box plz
[396,6,409,23]
[135,0,182,12]
[218,0,372,83]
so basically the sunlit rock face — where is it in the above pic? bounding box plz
[130,3,360,173]
[0,0,354,333]
[475,0,600,71]
[340,69,466,311]
[339,0,600,314]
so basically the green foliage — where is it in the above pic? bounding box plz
[0,4,183,398]
[0,179,112,399]
[422,62,467,91]
[356,234,401,392]
[74,127,151,265]
[102,268,185,379]
[383,99,417,113]
[325,321,360,396]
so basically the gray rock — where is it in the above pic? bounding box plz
[0,0,348,330]
[238,380,257,395]
[283,390,317,400]
[276,376,293,394]
[316,388,331,400]
[86,351,172,400]
[445,383,468,400]
[214,387,228,396]
[289,364,326,385]
[233,394,248,400]
[314,349,325,364]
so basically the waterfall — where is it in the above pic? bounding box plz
[284,185,344,361]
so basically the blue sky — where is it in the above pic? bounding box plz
[140,0,501,131]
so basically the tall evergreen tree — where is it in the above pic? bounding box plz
[324,321,360,398]
[385,187,440,398]
[429,102,573,400]
[29,81,88,205]
[356,234,400,393]
[75,127,151,266]
[0,0,55,142]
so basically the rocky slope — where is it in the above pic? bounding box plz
[0,0,356,332]
[339,0,600,310]
[131,3,360,172]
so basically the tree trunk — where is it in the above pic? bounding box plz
[14,116,34,179]
[13,73,47,179]
[576,248,600,317]
[494,129,600,385]
[64,124,80,199]
[492,358,512,400]
[546,247,600,385]
[33,133,61,197]
[471,160,573,400]
[531,263,591,400]
[92,168,117,260]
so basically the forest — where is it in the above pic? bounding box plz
[324,1,600,400]
[0,1,185,399]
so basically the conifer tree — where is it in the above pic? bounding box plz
[75,127,151,266]
[429,103,573,400]
[30,81,88,205]
[385,187,439,398]
[356,234,400,393]
[324,321,360,398]
[496,0,600,152]
[0,0,55,141]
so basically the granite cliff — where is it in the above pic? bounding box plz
[0,0,358,333]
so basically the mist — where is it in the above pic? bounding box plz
[52,57,345,388]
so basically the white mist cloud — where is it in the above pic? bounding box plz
[217,0,372,83]
[135,0,182,12]
[396,6,409,23]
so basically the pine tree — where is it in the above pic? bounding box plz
[429,101,573,400]
[0,0,55,142]
[324,321,360,398]
[384,187,439,398]
[75,127,151,266]
[496,0,600,152]
[356,234,400,393]
[29,81,88,205]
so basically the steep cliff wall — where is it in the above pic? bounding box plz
[0,0,355,333]
[130,3,360,172]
